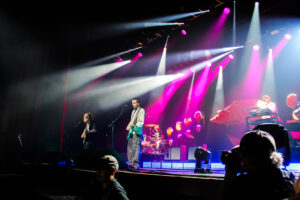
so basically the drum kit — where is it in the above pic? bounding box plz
[141,124,171,155]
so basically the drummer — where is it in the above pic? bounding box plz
[151,125,162,139]
[151,125,165,151]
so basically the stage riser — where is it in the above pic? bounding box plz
[116,171,224,200]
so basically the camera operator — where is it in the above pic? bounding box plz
[221,130,295,200]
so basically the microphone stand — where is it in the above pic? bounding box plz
[108,105,128,149]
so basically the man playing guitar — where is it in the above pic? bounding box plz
[81,112,97,150]
[126,97,145,170]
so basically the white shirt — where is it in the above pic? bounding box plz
[256,100,277,113]
[128,107,145,134]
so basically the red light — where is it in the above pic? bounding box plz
[184,117,192,126]
[194,111,203,122]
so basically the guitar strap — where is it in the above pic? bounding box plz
[132,107,141,125]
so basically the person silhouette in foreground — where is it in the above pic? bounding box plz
[221,130,295,200]
[94,155,129,200]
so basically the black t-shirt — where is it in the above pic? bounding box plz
[95,178,129,200]
[85,120,96,141]
[225,168,295,200]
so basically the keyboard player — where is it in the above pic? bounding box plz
[246,95,279,130]
[256,95,277,113]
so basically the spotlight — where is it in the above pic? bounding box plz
[255,2,259,6]
[184,117,192,126]
[168,139,173,146]
[166,127,174,136]
[185,129,191,136]
[223,7,231,15]
[137,52,143,57]
[194,111,203,122]
[196,124,202,132]
[253,44,260,51]
[285,34,292,40]
[206,62,212,67]
[175,121,182,131]
[229,54,234,59]
[177,133,182,139]
[116,58,123,63]
[190,68,196,73]
[181,29,187,36]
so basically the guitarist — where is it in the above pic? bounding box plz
[81,112,97,150]
[126,97,145,170]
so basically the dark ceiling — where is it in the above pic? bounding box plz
[0,0,298,74]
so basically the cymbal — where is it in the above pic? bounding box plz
[145,124,159,127]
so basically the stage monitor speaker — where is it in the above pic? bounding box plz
[164,147,181,160]
[188,146,198,160]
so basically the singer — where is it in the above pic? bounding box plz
[81,112,97,150]
[126,97,145,170]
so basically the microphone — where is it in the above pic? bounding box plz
[122,104,129,111]
[74,121,83,127]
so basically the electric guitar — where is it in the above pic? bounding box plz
[81,128,88,144]
[81,123,96,144]
[127,108,142,140]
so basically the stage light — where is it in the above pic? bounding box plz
[223,7,231,15]
[184,117,192,126]
[167,127,174,136]
[253,44,260,50]
[196,124,202,132]
[150,10,209,24]
[166,46,243,66]
[83,74,181,110]
[194,147,212,173]
[181,29,187,35]
[229,54,234,59]
[262,46,276,104]
[177,133,182,139]
[185,129,192,137]
[184,69,196,116]
[211,65,224,116]
[194,111,203,122]
[137,52,143,57]
[285,34,292,40]
[116,58,123,63]
[176,121,182,131]
[206,62,212,67]
[156,37,169,76]
[255,2,259,6]
[81,47,141,67]
[168,139,173,146]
